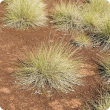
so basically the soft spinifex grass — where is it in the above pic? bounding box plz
[82,0,110,29]
[50,1,83,32]
[83,90,110,110]
[101,38,110,52]
[73,33,93,48]
[14,40,83,94]
[83,83,110,110]
[81,0,110,44]
[94,54,110,79]
[97,13,110,37]
[3,0,47,29]
[94,92,110,110]
[88,0,110,13]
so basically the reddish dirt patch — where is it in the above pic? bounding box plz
[0,87,11,94]
[48,98,81,110]
[0,0,105,110]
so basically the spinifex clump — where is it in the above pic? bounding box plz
[73,33,93,48]
[14,40,83,94]
[83,86,110,110]
[93,52,110,86]
[81,0,110,45]
[50,1,83,32]
[94,92,110,110]
[3,0,47,29]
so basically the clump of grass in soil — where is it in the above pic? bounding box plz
[3,0,47,29]
[50,0,110,46]
[50,0,110,47]
[81,0,110,44]
[72,33,93,48]
[92,52,110,89]
[50,0,83,32]
[94,92,110,110]
[94,54,110,79]
[100,38,110,52]
[14,40,83,94]
[83,85,110,110]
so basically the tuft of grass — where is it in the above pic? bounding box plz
[92,53,110,90]
[82,82,110,110]
[50,1,83,32]
[14,40,83,94]
[81,0,110,43]
[94,55,110,79]
[84,92,110,110]
[96,13,110,37]
[94,92,110,110]
[101,38,110,52]
[3,0,47,29]
[82,0,110,24]
[73,33,93,48]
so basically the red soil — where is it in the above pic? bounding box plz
[0,0,106,110]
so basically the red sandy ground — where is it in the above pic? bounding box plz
[0,0,106,110]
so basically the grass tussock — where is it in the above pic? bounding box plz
[83,82,110,110]
[100,38,110,52]
[50,0,110,45]
[93,53,110,91]
[73,33,93,48]
[50,1,83,32]
[94,92,110,110]
[3,0,47,29]
[83,86,110,110]
[82,0,110,43]
[14,40,83,94]
[94,54,110,79]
